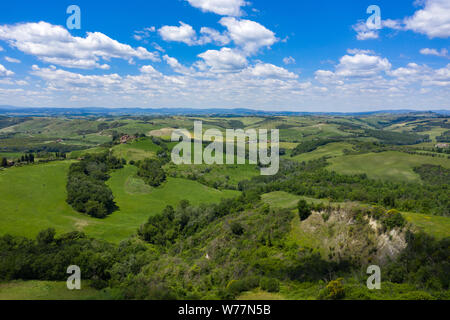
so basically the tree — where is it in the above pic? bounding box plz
[230,222,244,236]
[85,200,108,219]
[137,159,166,187]
[36,228,56,245]
[382,209,405,230]
[260,277,280,292]
[298,199,312,221]
[323,278,345,300]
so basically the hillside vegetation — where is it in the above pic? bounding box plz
[0,112,449,300]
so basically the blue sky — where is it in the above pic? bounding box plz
[0,0,448,111]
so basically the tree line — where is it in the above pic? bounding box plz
[238,158,449,216]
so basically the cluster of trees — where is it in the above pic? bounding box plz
[97,121,125,131]
[291,139,341,157]
[151,137,171,163]
[343,141,388,155]
[132,138,171,187]
[238,158,449,216]
[386,232,450,291]
[136,159,166,187]
[28,143,84,154]
[66,152,124,218]
[1,153,37,168]
[19,153,35,163]
[2,198,446,300]
[138,191,261,246]
[0,229,115,289]
[361,129,430,145]
[0,116,30,130]
[436,130,450,143]
[413,164,450,186]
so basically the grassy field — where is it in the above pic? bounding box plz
[327,151,450,182]
[165,162,260,188]
[238,289,285,300]
[403,212,450,239]
[0,281,109,300]
[262,191,334,209]
[0,152,23,160]
[288,142,354,162]
[0,162,239,243]
[111,138,161,161]
[69,146,109,159]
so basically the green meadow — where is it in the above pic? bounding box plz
[0,281,109,300]
[111,138,161,161]
[402,212,450,239]
[327,151,450,182]
[288,142,354,162]
[0,162,238,243]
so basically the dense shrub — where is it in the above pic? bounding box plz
[260,277,280,293]
[382,209,406,231]
[320,278,345,300]
[298,200,312,221]
[230,222,244,236]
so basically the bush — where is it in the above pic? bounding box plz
[36,228,56,246]
[382,209,406,230]
[298,200,312,221]
[260,277,280,293]
[230,222,244,236]
[322,278,345,300]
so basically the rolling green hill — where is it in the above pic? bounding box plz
[327,151,450,182]
[0,162,238,243]
[1,113,449,300]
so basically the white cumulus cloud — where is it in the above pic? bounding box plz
[219,17,277,54]
[0,64,14,76]
[186,0,247,16]
[353,21,379,40]
[404,0,450,38]
[5,56,21,63]
[159,22,229,46]
[283,56,296,65]
[420,48,448,57]
[246,63,298,79]
[158,22,198,45]
[0,21,159,69]
[197,47,247,72]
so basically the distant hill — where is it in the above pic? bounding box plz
[0,105,448,117]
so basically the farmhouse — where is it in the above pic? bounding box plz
[120,134,135,144]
